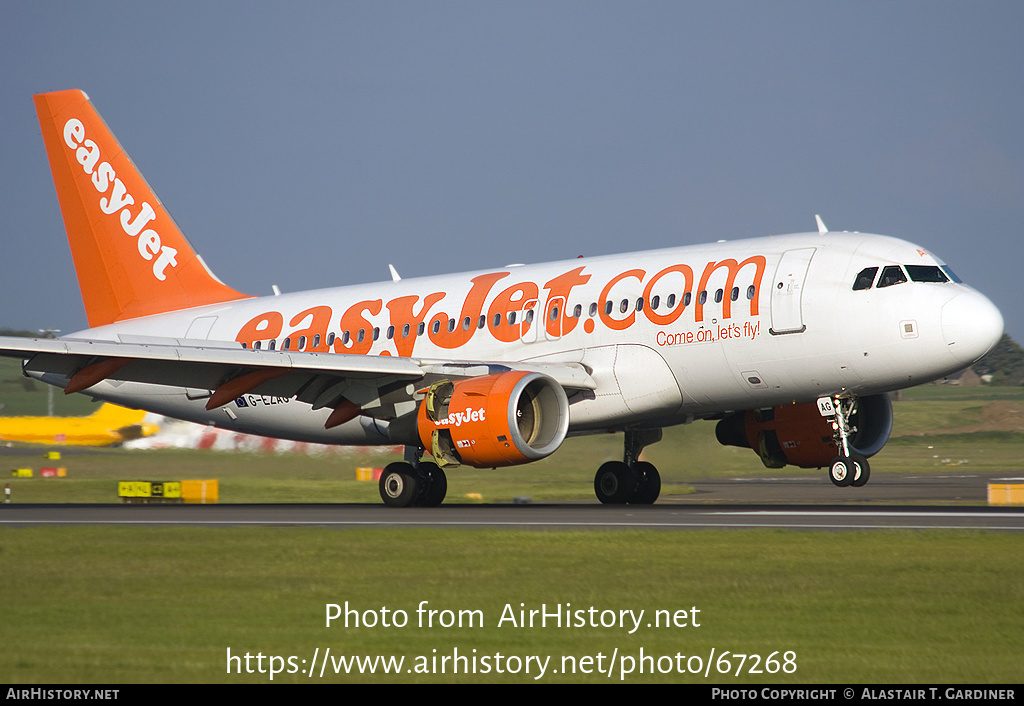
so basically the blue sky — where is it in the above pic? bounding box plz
[2,2,1022,341]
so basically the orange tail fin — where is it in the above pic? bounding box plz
[34,90,251,328]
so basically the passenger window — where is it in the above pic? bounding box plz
[853,267,878,291]
[876,265,907,288]
[573,304,582,318]
[667,293,676,308]
[651,295,660,310]
[746,285,755,300]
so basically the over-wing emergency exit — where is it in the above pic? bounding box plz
[0,89,1003,505]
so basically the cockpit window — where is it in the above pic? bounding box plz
[876,265,908,288]
[941,265,963,283]
[905,265,949,283]
[853,267,878,291]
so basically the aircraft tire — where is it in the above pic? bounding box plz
[629,462,661,504]
[850,454,870,487]
[380,462,421,507]
[828,456,854,487]
[416,462,448,507]
[595,461,636,504]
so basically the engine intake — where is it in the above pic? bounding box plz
[417,371,569,468]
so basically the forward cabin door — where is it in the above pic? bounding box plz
[769,248,815,335]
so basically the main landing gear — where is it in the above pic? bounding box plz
[593,429,663,504]
[379,446,448,507]
[819,395,870,488]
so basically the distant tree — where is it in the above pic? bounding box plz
[0,328,42,338]
[973,334,1024,386]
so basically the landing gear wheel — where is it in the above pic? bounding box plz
[379,462,420,507]
[850,454,870,487]
[416,462,448,507]
[629,461,661,504]
[595,461,636,504]
[829,456,854,487]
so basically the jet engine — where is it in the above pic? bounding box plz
[417,371,570,468]
[715,394,893,469]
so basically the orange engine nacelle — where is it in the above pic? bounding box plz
[715,394,893,469]
[417,371,570,468]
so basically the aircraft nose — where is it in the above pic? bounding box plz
[940,290,1004,367]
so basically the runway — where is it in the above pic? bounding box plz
[1,503,1023,530]
[682,470,1017,504]
[2,471,1021,531]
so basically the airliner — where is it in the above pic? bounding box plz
[0,89,1003,506]
[0,403,158,447]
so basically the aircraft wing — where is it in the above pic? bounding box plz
[0,336,595,421]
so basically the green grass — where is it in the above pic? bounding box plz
[895,384,1024,403]
[4,381,1024,504]
[0,527,1020,683]
[1,441,687,504]
[0,357,98,417]
[3,377,1023,683]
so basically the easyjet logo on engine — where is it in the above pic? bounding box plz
[434,408,487,427]
[62,118,179,281]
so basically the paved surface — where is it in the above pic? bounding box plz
[3,468,1022,530]
[1,504,1022,531]
[2,472,1023,531]
[679,470,1021,504]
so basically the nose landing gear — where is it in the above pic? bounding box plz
[820,395,871,488]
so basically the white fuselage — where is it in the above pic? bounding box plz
[61,231,1003,446]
